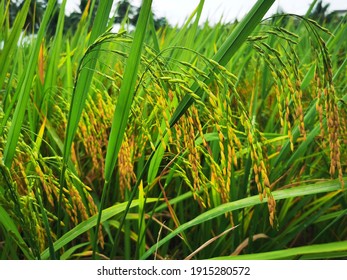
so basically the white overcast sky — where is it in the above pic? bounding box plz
[64,0,347,25]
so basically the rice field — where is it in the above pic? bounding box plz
[0,0,346,260]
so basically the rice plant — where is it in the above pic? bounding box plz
[0,0,346,260]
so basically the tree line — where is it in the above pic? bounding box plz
[9,0,168,35]
[8,0,346,36]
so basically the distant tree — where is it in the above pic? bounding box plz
[325,9,347,24]
[10,0,46,33]
[114,0,168,29]
[309,0,330,23]
[9,0,168,36]
[63,0,99,34]
[114,0,134,24]
[309,0,346,24]
[64,11,82,33]
[62,0,168,34]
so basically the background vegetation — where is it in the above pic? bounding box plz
[0,0,346,260]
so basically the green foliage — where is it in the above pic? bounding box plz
[0,0,346,260]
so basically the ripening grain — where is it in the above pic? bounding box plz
[0,0,346,260]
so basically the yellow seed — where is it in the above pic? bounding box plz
[259,193,263,201]
[248,133,253,143]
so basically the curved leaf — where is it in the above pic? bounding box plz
[141,179,344,259]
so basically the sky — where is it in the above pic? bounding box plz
[64,0,347,26]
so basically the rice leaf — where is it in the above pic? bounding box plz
[3,0,56,167]
[103,0,153,182]
[92,0,153,259]
[0,205,33,259]
[0,0,30,91]
[141,179,344,259]
[62,0,113,168]
[211,240,347,260]
[57,0,113,238]
[169,0,275,127]
[41,198,157,260]
[41,0,67,115]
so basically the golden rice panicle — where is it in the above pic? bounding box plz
[158,95,173,150]
[82,184,104,248]
[267,192,277,228]
[313,31,344,187]
[78,95,109,181]
[64,181,79,225]
[243,113,276,226]
[285,94,294,152]
[65,173,88,221]
[315,75,326,146]
[20,195,43,254]
[340,108,347,148]
[284,33,306,141]
[200,146,225,207]
[33,161,55,207]
[274,82,285,127]
[215,123,226,177]
[185,113,201,198]
[173,117,183,152]
[118,134,137,198]
[64,173,105,246]
[326,85,344,188]
[192,106,208,148]
[339,108,347,185]
[215,122,228,203]
[52,102,68,138]
[206,75,232,204]
[35,219,46,251]
[270,68,295,150]
[293,80,306,140]
[226,125,237,194]
[175,155,206,208]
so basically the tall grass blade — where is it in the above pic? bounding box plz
[57,0,113,238]
[137,181,146,258]
[169,0,275,127]
[141,179,344,259]
[2,0,56,167]
[61,1,113,167]
[0,205,33,259]
[0,0,30,91]
[30,119,55,259]
[211,240,347,260]
[103,0,153,182]
[41,0,67,115]
[41,199,157,260]
[93,0,153,259]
